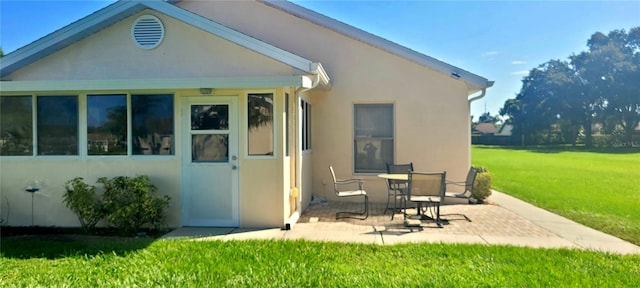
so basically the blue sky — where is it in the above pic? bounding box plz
[1,0,639,118]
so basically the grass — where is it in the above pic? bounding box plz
[1,238,639,287]
[472,145,640,245]
[2,145,639,286]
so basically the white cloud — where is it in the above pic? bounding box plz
[511,70,529,75]
[511,60,527,65]
[483,51,500,57]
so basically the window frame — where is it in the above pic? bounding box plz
[353,103,395,174]
[245,90,276,159]
[301,99,311,152]
[0,93,176,159]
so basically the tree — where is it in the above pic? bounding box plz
[578,28,640,145]
[500,27,640,147]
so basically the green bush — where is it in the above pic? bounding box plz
[472,166,492,201]
[63,177,104,230]
[99,175,170,234]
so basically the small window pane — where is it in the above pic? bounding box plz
[87,95,127,155]
[37,96,78,155]
[191,105,228,130]
[132,94,174,155]
[0,96,33,156]
[248,93,273,156]
[192,134,228,162]
[354,104,394,173]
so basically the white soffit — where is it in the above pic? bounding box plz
[0,76,311,93]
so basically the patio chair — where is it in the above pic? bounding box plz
[443,167,478,222]
[404,171,446,228]
[384,162,413,220]
[328,166,369,220]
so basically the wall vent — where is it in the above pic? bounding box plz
[131,15,164,49]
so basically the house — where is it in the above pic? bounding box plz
[473,123,498,135]
[0,0,493,229]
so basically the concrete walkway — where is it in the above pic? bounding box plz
[162,191,640,255]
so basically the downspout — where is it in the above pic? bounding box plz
[285,72,321,230]
[466,87,488,171]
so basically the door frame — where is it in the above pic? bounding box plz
[180,95,239,227]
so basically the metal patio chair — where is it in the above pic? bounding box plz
[404,171,446,228]
[443,167,478,222]
[384,162,413,220]
[328,166,369,220]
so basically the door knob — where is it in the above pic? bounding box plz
[232,165,238,170]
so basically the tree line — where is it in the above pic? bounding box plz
[499,27,640,147]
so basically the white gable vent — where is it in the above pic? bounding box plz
[131,15,165,49]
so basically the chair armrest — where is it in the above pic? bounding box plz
[445,180,466,186]
[335,178,364,190]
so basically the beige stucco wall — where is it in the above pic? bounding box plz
[179,0,473,202]
[0,158,180,227]
[8,10,295,81]
[1,7,300,228]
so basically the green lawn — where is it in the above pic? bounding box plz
[472,145,640,245]
[1,238,639,287]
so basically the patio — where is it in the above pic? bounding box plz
[163,191,640,254]
[297,199,556,239]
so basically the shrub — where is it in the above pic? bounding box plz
[472,166,492,201]
[63,177,104,230]
[98,175,170,234]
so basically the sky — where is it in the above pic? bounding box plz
[1,0,639,118]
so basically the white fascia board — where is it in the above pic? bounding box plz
[0,76,308,93]
[0,1,145,78]
[262,0,492,90]
[145,1,315,73]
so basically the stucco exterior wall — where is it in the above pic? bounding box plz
[9,10,296,81]
[179,0,472,202]
[0,158,180,227]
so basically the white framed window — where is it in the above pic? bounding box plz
[37,96,79,156]
[0,96,33,156]
[301,99,311,151]
[247,92,274,156]
[354,103,394,173]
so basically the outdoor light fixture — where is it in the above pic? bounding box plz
[450,72,461,79]
[199,88,213,94]
[25,183,40,227]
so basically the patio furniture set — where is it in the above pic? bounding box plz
[328,164,478,228]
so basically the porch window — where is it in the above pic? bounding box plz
[354,103,394,173]
[131,94,174,155]
[301,99,311,151]
[0,96,33,156]
[37,96,78,155]
[247,93,273,156]
[87,95,127,155]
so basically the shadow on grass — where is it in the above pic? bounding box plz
[0,227,168,260]
[473,145,640,154]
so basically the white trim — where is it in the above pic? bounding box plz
[0,76,311,93]
[262,0,491,91]
[244,89,278,160]
[145,1,314,73]
[0,0,325,80]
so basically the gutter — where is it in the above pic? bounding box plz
[285,63,327,230]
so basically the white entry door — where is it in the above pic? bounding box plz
[181,96,239,227]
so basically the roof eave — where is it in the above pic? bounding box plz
[261,0,493,91]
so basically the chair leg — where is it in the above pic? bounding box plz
[336,195,368,220]
[384,192,392,215]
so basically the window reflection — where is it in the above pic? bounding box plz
[192,135,228,162]
[248,93,273,156]
[0,96,33,156]
[191,105,228,130]
[87,95,127,155]
[132,94,174,155]
[37,96,78,155]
